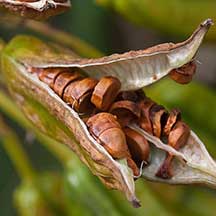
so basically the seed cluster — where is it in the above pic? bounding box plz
[29,67,190,179]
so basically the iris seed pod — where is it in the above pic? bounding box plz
[0,0,70,19]
[2,19,216,207]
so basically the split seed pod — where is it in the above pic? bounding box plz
[1,19,216,207]
[0,0,70,19]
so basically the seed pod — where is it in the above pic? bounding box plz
[163,108,181,137]
[2,20,214,207]
[86,113,139,176]
[109,100,141,126]
[138,98,155,134]
[169,61,196,84]
[150,105,168,138]
[63,78,98,113]
[91,76,121,111]
[0,0,71,20]
[156,121,190,179]
[124,127,150,166]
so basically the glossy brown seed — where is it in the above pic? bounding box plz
[124,127,150,166]
[169,61,196,84]
[38,68,66,88]
[63,78,98,112]
[86,113,139,176]
[138,98,155,134]
[53,71,81,97]
[109,100,141,126]
[163,108,181,137]
[156,121,190,179]
[86,112,121,138]
[150,105,168,138]
[91,76,121,111]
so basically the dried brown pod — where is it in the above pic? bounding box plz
[150,105,168,138]
[53,71,81,97]
[163,108,181,137]
[0,0,70,19]
[109,100,141,126]
[156,121,190,179]
[169,61,197,84]
[124,127,150,166]
[86,113,139,176]
[2,19,215,207]
[138,98,155,134]
[63,77,98,113]
[91,76,121,111]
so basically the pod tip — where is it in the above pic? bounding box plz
[201,18,214,27]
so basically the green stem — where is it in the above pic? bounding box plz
[0,117,36,182]
[0,90,72,165]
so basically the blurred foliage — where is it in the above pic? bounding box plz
[97,0,216,41]
[1,0,216,215]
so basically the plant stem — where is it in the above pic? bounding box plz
[0,116,36,182]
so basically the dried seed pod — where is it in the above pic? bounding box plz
[38,68,66,88]
[150,105,168,138]
[109,100,141,126]
[124,127,150,166]
[156,121,190,179]
[138,98,155,134]
[63,77,98,113]
[0,0,71,20]
[169,61,196,84]
[86,113,139,175]
[53,71,81,97]
[91,76,121,111]
[163,108,181,137]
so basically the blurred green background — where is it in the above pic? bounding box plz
[0,0,216,215]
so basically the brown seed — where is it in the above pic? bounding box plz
[99,127,129,159]
[156,121,190,179]
[138,98,155,134]
[53,71,81,97]
[163,108,181,137]
[38,68,66,88]
[109,100,141,126]
[63,77,98,112]
[86,112,121,138]
[124,127,150,166]
[150,105,168,138]
[169,61,196,84]
[91,76,121,111]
